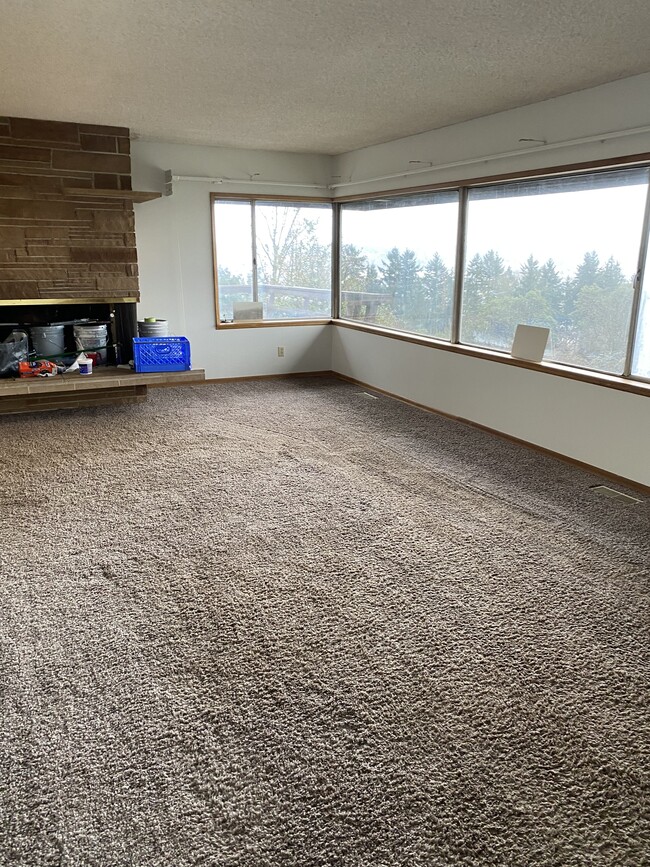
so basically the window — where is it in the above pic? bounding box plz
[337,162,650,383]
[461,169,649,374]
[213,197,333,323]
[211,160,650,387]
[340,192,459,339]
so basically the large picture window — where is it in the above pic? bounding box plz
[213,197,333,323]
[211,160,650,387]
[461,169,649,373]
[339,192,459,339]
[337,163,650,382]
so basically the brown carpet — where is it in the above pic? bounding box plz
[1,376,648,866]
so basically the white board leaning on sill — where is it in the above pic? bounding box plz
[511,324,550,363]
[232,302,264,321]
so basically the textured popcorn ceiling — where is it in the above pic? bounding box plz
[1,0,650,154]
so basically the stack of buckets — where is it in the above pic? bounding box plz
[138,318,169,338]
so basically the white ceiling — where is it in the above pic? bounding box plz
[1,0,649,155]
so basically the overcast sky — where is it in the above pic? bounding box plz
[342,185,648,279]
[216,184,647,280]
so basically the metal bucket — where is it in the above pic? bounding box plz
[138,319,169,337]
[30,325,65,358]
[73,324,108,364]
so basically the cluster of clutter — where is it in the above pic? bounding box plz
[0,318,171,379]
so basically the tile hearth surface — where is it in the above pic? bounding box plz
[0,367,205,396]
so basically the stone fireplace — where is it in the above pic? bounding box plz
[0,114,151,369]
[0,115,203,412]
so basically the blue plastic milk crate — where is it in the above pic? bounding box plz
[133,336,191,373]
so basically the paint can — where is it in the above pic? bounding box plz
[79,356,93,375]
[73,323,108,364]
[138,319,169,337]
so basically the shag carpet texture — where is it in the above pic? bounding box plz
[1,377,649,866]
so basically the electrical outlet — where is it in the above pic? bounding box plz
[277,346,285,357]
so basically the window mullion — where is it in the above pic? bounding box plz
[332,201,341,319]
[450,187,468,344]
[623,173,650,377]
[251,201,259,303]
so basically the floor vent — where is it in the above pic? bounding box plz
[590,485,642,504]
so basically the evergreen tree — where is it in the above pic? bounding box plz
[573,251,601,290]
[462,250,513,345]
[378,247,422,323]
[598,256,626,290]
[365,263,381,293]
[539,259,565,311]
[340,244,368,293]
[570,253,633,370]
[378,247,404,294]
[483,250,507,285]
[517,255,542,296]
[566,250,600,319]
[422,253,453,337]
[574,282,632,371]
[512,290,555,331]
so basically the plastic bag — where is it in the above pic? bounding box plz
[0,330,29,377]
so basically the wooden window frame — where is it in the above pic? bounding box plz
[336,153,650,392]
[209,154,650,397]
[211,193,335,329]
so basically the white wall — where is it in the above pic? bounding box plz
[332,73,650,197]
[131,140,332,378]
[332,326,650,487]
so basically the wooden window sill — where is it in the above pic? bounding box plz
[216,319,331,329]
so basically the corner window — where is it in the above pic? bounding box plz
[212,197,333,324]
[340,192,459,339]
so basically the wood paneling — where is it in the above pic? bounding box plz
[0,116,139,302]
